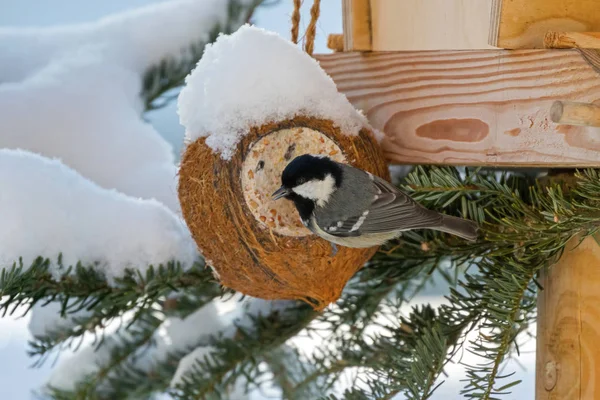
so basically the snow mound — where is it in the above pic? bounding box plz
[0,148,198,281]
[0,0,254,82]
[178,24,381,160]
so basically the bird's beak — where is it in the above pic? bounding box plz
[271,186,291,200]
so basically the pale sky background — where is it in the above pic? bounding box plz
[0,1,536,399]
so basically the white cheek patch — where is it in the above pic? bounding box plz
[292,174,336,206]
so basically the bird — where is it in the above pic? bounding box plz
[271,154,479,252]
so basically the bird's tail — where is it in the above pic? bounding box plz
[434,214,479,242]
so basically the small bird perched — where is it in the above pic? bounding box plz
[271,154,479,250]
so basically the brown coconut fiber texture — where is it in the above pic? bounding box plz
[178,117,390,310]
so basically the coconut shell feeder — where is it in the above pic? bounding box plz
[178,117,388,309]
[177,16,390,309]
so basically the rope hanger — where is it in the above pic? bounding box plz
[291,0,321,56]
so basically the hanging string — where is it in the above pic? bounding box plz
[291,0,302,44]
[304,0,320,56]
[290,0,321,56]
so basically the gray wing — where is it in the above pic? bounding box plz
[317,172,443,238]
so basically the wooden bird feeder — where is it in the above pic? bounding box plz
[326,1,600,399]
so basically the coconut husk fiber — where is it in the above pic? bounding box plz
[178,116,390,310]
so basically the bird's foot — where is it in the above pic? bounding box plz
[330,242,338,257]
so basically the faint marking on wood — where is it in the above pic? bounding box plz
[369,0,497,50]
[545,32,600,49]
[342,0,371,51]
[505,127,521,137]
[494,0,600,49]
[316,50,600,167]
[536,236,600,399]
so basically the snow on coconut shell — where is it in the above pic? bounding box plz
[177,116,389,310]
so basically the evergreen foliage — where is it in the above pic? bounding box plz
[6,165,599,399]
[3,1,600,398]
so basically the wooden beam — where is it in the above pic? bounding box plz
[545,32,600,49]
[493,0,600,49]
[536,235,600,399]
[342,0,371,51]
[369,0,497,50]
[317,49,600,167]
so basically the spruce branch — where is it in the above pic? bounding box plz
[263,345,329,400]
[44,311,165,400]
[0,255,221,366]
[364,165,600,399]
[169,301,317,400]
[12,160,600,400]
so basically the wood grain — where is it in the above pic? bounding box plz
[494,0,600,49]
[342,0,371,51]
[316,49,600,167]
[370,0,497,50]
[536,236,600,400]
[545,32,600,49]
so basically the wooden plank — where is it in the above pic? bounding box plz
[342,0,371,51]
[370,0,497,50]
[494,0,600,49]
[536,235,600,400]
[545,31,600,49]
[316,49,600,167]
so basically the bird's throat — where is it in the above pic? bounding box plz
[288,193,315,224]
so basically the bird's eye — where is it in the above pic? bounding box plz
[297,178,306,185]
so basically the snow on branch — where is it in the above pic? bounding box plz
[0,0,261,213]
[0,50,182,211]
[0,0,258,83]
[0,148,198,281]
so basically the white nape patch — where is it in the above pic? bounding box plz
[292,174,336,207]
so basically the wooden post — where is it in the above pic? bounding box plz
[341,0,371,51]
[536,235,600,399]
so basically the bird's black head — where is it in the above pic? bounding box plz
[271,154,343,202]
